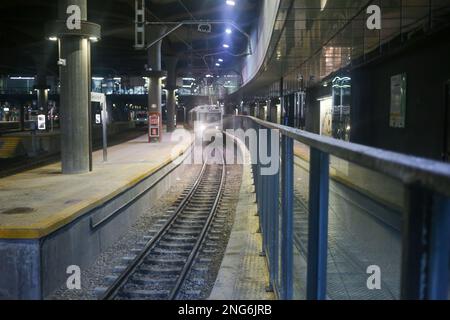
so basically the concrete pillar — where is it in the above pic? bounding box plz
[165,56,178,132]
[33,54,50,130]
[58,0,91,174]
[146,27,166,115]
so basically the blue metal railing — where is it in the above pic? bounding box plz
[225,115,450,300]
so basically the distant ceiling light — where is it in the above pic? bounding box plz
[223,44,230,48]
[206,74,213,78]
[218,58,224,62]
[48,36,58,41]
[10,76,34,80]
[92,77,104,81]
[215,63,221,67]
[225,28,232,34]
[89,37,99,42]
[226,0,236,6]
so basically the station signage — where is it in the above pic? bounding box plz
[148,112,161,142]
[37,115,46,130]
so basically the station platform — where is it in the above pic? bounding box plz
[0,131,193,299]
[0,122,136,159]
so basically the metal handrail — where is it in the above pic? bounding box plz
[234,115,450,198]
[226,115,450,300]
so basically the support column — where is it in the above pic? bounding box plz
[145,26,167,141]
[35,76,49,130]
[165,56,178,132]
[60,33,90,173]
[47,0,101,174]
[33,55,50,131]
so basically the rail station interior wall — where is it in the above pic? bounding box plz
[350,30,450,160]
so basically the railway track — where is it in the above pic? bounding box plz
[100,151,225,300]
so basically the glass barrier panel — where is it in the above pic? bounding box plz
[326,155,404,300]
[292,141,310,299]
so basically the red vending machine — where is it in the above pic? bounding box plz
[148,112,162,143]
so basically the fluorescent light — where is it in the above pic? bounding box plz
[89,37,99,42]
[223,44,230,48]
[218,58,224,62]
[226,0,236,6]
[9,76,34,80]
[225,28,232,34]
[48,36,58,41]
[215,63,221,67]
[92,77,104,81]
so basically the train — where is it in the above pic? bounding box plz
[188,105,224,141]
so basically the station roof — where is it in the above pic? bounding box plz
[234,0,450,100]
[0,0,259,78]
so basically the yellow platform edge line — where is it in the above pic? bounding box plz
[0,140,193,240]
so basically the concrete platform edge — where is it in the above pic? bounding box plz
[0,145,192,300]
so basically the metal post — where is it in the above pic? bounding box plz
[165,56,178,132]
[401,185,450,299]
[306,147,329,300]
[281,135,294,299]
[267,128,280,292]
[427,194,450,299]
[101,102,108,162]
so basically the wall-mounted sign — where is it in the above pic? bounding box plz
[95,114,101,124]
[390,73,407,128]
[148,112,161,142]
[37,115,46,130]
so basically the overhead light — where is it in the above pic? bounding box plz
[206,74,213,78]
[226,0,236,6]
[223,44,230,48]
[92,77,104,81]
[89,37,99,42]
[215,63,221,67]
[10,76,34,80]
[218,58,224,62]
[225,28,232,34]
[48,36,58,41]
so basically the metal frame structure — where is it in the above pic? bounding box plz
[226,115,450,300]
[140,20,252,57]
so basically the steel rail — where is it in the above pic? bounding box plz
[169,150,226,300]
[100,158,209,300]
